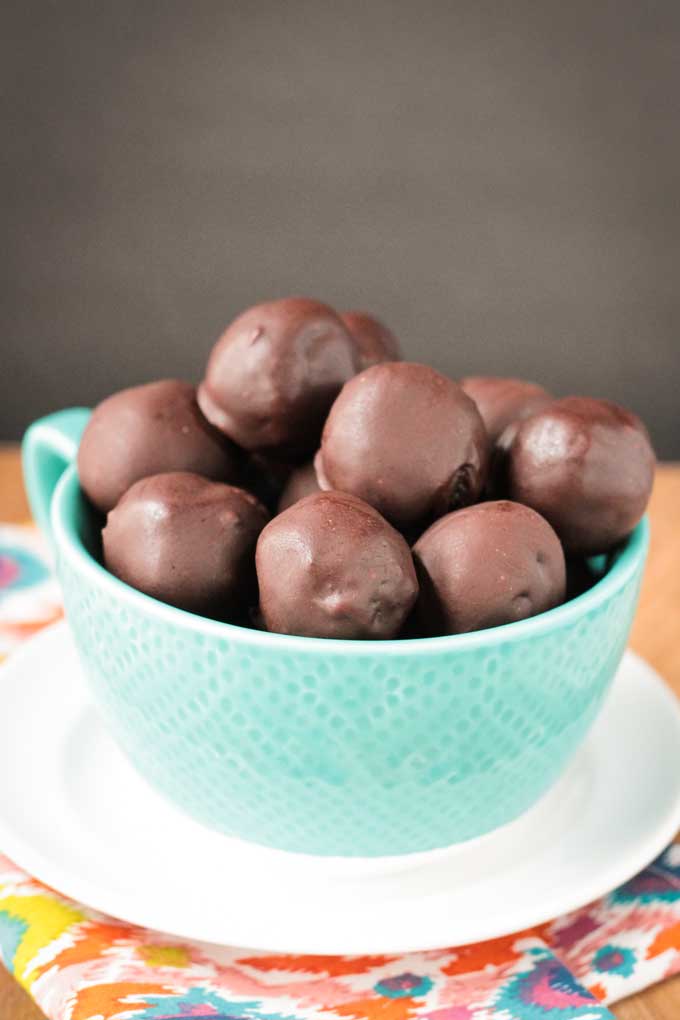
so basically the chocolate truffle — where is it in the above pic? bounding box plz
[461,376,553,442]
[198,298,358,456]
[277,460,320,512]
[507,397,655,554]
[317,362,488,530]
[78,379,241,513]
[256,491,418,639]
[340,310,401,370]
[103,472,269,617]
[413,500,566,636]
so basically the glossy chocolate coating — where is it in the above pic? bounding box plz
[485,419,530,499]
[103,472,269,617]
[413,500,566,635]
[318,362,488,529]
[461,376,553,442]
[340,311,401,370]
[78,379,241,513]
[256,491,418,639]
[277,460,320,512]
[198,297,357,456]
[507,397,655,554]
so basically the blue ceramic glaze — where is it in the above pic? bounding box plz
[23,409,648,856]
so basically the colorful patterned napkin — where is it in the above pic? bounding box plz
[2,524,680,1020]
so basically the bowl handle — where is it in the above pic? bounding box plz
[22,408,91,546]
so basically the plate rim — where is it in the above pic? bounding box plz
[1,621,680,954]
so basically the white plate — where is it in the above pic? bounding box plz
[1,622,680,955]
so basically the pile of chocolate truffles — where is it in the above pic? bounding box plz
[78,297,656,640]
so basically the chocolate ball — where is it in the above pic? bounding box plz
[461,376,553,442]
[318,362,488,530]
[340,310,402,369]
[507,397,655,554]
[277,460,320,512]
[78,379,241,513]
[256,491,418,639]
[198,297,358,456]
[102,472,269,618]
[413,500,566,636]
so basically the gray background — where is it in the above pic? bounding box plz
[2,1,679,454]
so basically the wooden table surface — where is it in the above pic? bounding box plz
[1,443,679,1020]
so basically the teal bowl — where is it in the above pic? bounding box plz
[23,409,649,857]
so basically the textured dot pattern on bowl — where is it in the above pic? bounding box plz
[55,467,646,856]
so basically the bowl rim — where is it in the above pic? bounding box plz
[52,464,650,657]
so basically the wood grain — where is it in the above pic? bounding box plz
[0,976,42,1020]
[0,447,678,1020]
[0,445,30,523]
[0,454,50,1020]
